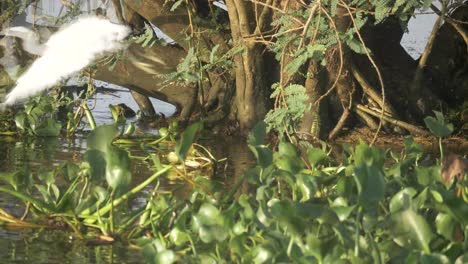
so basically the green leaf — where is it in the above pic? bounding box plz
[170,0,184,11]
[331,205,355,221]
[175,122,203,161]
[248,121,267,146]
[34,118,62,137]
[196,203,220,226]
[0,186,55,213]
[83,149,106,182]
[307,147,327,166]
[105,146,131,193]
[278,141,297,157]
[389,187,417,213]
[87,124,119,152]
[251,146,273,168]
[435,213,457,241]
[170,227,190,246]
[392,210,434,253]
[416,166,441,186]
[424,111,453,137]
[420,253,450,264]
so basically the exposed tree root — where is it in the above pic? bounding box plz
[356,108,378,130]
[328,108,350,140]
[356,104,430,136]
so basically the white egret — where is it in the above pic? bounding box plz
[0,16,131,106]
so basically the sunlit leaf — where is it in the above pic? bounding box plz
[435,213,457,241]
[169,227,190,246]
[389,187,417,213]
[392,210,434,253]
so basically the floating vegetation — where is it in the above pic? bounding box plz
[0,120,466,263]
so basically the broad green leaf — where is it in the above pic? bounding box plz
[170,227,190,246]
[392,210,434,253]
[354,164,386,206]
[435,213,457,241]
[249,145,273,168]
[274,154,302,174]
[155,250,177,264]
[196,203,220,226]
[389,187,417,213]
[105,146,131,193]
[307,147,327,166]
[420,253,450,264]
[278,141,297,157]
[248,121,267,146]
[0,186,55,213]
[34,118,61,137]
[253,246,273,264]
[84,149,106,182]
[404,137,423,159]
[175,122,203,161]
[424,111,454,137]
[332,205,356,221]
[0,170,31,190]
[416,166,441,186]
[93,186,108,204]
[87,124,119,152]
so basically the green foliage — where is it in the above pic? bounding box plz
[424,111,454,138]
[1,122,467,263]
[14,95,68,137]
[133,23,159,48]
[174,122,203,161]
[265,84,310,137]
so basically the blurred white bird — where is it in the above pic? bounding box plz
[0,16,131,106]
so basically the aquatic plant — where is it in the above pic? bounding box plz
[0,121,466,263]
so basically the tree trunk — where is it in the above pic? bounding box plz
[225,0,270,131]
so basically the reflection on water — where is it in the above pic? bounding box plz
[0,229,142,264]
[88,84,176,127]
